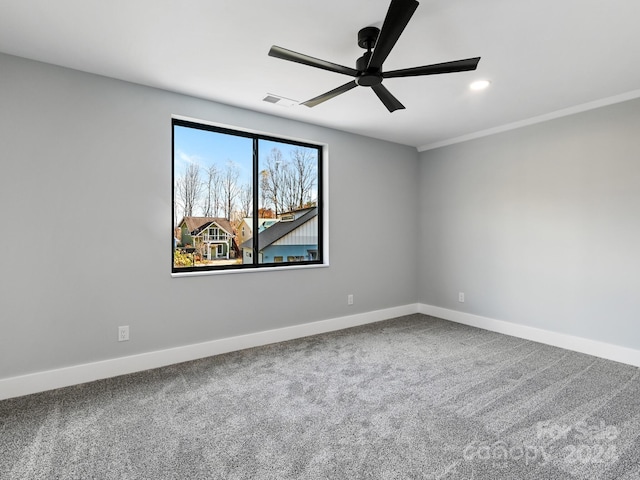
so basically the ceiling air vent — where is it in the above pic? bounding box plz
[262,94,298,107]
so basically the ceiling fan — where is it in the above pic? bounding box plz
[268,0,480,112]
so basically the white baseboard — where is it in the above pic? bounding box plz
[419,303,640,368]
[0,304,419,401]
[7,303,635,401]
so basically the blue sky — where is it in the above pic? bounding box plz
[174,124,319,218]
[174,125,318,182]
[174,125,253,184]
[174,126,317,182]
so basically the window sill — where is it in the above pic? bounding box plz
[171,262,329,278]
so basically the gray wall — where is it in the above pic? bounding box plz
[419,98,640,349]
[0,53,419,379]
[4,49,638,382]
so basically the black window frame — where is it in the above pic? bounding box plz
[172,118,324,274]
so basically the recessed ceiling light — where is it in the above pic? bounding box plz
[470,80,491,91]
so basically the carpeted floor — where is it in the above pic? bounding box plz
[2,314,640,479]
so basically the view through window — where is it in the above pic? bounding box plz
[172,119,323,273]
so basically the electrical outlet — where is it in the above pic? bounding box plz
[458,292,465,303]
[347,294,354,305]
[118,325,129,342]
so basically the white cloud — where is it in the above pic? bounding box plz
[178,150,203,167]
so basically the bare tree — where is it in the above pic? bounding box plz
[290,148,317,209]
[280,164,298,213]
[222,160,240,220]
[266,147,317,213]
[176,163,202,218]
[202,164,221,217]
[238,182,252,219]
[262,148,286,216]
[259,169,270,212]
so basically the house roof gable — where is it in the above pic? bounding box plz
[240,207,318,249]
[179,217,234,236]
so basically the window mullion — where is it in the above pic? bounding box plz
[252,138,259,266]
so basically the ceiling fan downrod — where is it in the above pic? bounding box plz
[355,27,382,87]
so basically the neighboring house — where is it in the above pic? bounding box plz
[177,217,235,260]
[241,207,318,264]
[236,218,281,248]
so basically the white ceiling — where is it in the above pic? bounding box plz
[1,0,639,149]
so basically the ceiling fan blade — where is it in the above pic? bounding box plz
[269,46,359,77]
[371,84,405,112]
[367,0,419,71]
[302,80,358,108]
[383,57,481,78]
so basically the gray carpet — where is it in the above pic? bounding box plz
[2,314,640,479]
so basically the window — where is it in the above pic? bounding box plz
[172,118,324,274]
